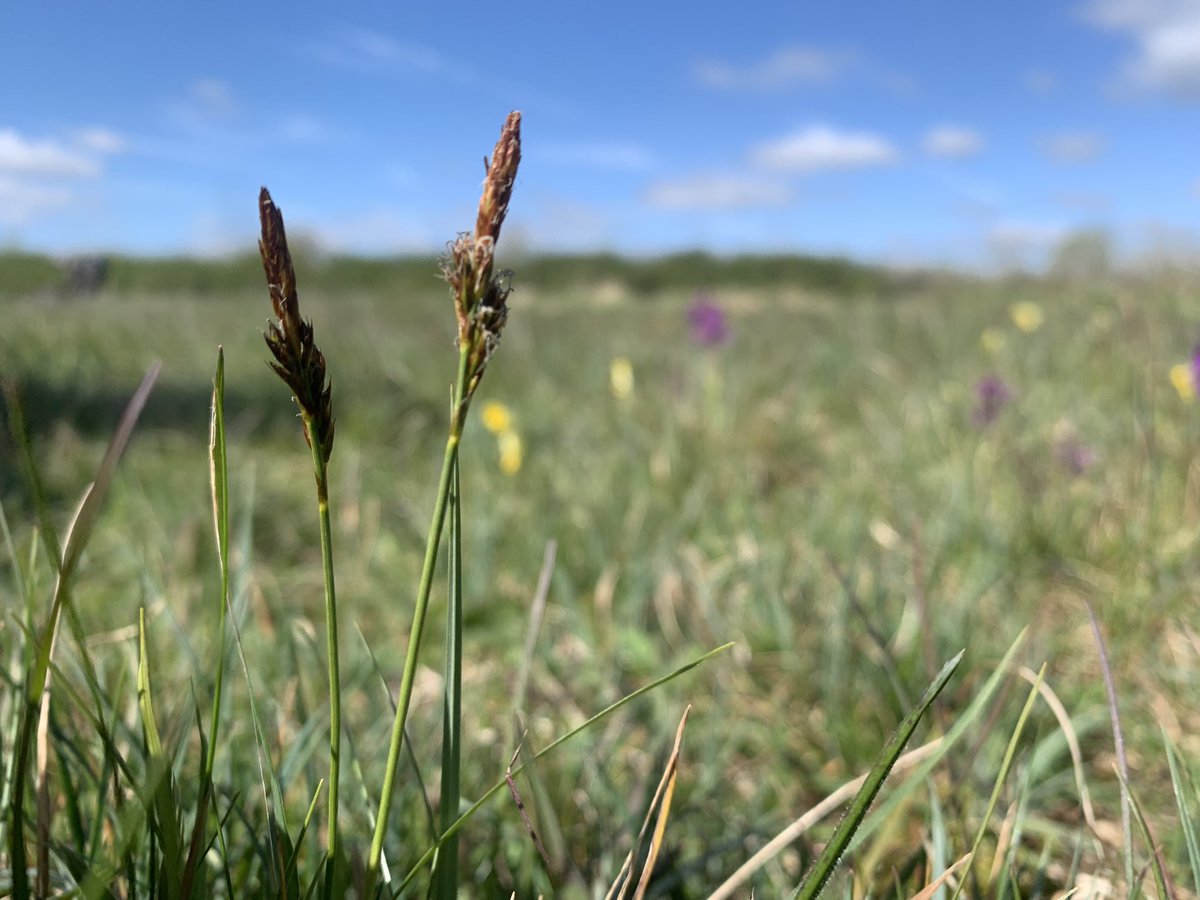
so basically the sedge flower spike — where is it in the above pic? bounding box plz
[259,187,335,461]
[443,111,522,404]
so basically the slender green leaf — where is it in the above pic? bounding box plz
[791,649,963,900]
[138,607,184,897]
[1164,729,1200,894]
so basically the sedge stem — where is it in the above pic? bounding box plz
[367,343,472,886]
[308,420,342,890]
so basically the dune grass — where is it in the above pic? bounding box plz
[3,120,1200,895]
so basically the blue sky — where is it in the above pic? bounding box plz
[2,0,1198,268]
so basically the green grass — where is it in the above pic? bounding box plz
[3,256,1200,896]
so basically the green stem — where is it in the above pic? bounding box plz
[367,345,472,888]
[308,424,342,890]
[432,459,463,897]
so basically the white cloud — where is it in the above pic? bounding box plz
[923,126,984,158]
[539,141,656,171]
[0,175,73,225]
[694,45,852,90]
[0,129,98,176]
[1082,0,1200,97]
[750,125,898,172]
[1040,131,1105,163]
[644,173,792,210]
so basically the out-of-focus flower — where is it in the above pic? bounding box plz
[498,429,522,475]
[1052,421,1095,475]
[1010,301,1044,333]
[481,401,513,434]
[610,357,634,400]
[1170,363,1195,401]
[1191,345,1200,392]
[980,327,1006,354]
[1055,434,1096,475]
[687,293,730,347]
[972,375,1012,427]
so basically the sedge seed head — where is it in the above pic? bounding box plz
[259,187,335,461]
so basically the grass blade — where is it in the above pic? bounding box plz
[1164,729,1200,894]
[205,347,232,781]
[789,649,963,900]
[1085,600,1132,888]
[138,607,184,896]
[396,641,735,895]
[4,363,160,899]
[948,662,1045,900]
[1117,770,1175,900]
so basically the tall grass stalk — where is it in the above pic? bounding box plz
[366,110,522,889]
[258,188,342,888]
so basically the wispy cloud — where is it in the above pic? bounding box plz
[0,129,100,176]
[1024,69,1058,94]
[538,141,656,171]
[72,127,128,155]
[310,26,450,76]
[694,45,853,90]
[644,172,792,210]
[1040,131,1105,163]
[190,78,239,118]
[0,175,73,225]
[1082,0,1200,97]
[750,125,898,172]
[923,125,984,158]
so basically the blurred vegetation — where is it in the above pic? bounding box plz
[0,247,951,302]
[3,255,1200,896]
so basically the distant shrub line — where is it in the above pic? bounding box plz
[0,248,914,299]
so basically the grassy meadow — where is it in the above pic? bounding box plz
[3,245,1200,896]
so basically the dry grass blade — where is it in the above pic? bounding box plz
[512,539,557,729]
[607,705,693,900]
[911,852,972,900]
[707,738,945,900]
[505,732,551,868]
[633,706,691,900]
[35,684,51,897]
[1016,666,1099,836]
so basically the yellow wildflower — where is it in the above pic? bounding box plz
[980,327,1006,354]
[1010,301,1044,334]
[1170,363,1195,401]
[481,401,513,435]
[498,429,523,475]
[610,357,634,400]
